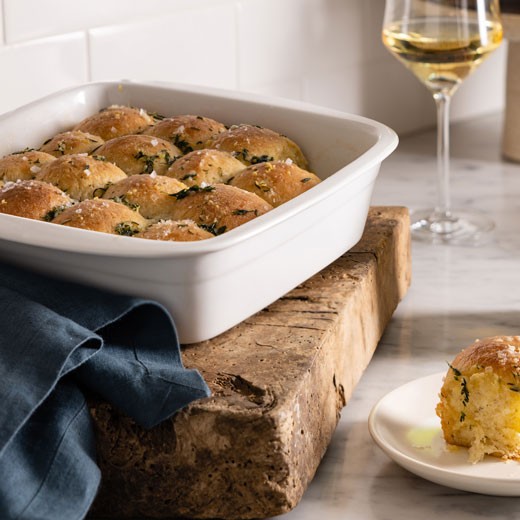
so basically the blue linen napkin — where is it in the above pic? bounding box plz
[0,260,211,520]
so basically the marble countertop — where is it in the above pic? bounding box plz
[275,113,520,519]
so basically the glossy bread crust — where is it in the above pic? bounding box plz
[52,198,148,235]
[166,149,245,186]
[74,105,154,140]
[0,150,56,182]
[37,154,127,201]
[0,179,72,220]
[95,134,181,176]
[103,174,186,220]
[229,160,320,207]
[207,124,309,169]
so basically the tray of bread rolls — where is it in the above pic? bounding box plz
[0,81,398,343]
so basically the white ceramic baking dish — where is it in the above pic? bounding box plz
[0,81,398,343]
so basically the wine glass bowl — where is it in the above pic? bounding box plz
[382,0,503,245]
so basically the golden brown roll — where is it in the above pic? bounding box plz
[52,198,148,235]
[144,115,226,154]
[73,105,154,140]
[40,130,104,157]
[207,124,309,169]
[102,174,186,220]
[94,134,181,176]
[436,336,520,462]
[36,154,127,201]
[136,219,213,242]
[0,150,56,182]
[0,179,73,220]
[229,160,320,207]
[167,183,272,233]
[166,149,245,186]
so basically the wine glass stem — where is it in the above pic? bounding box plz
[433,92,452,221]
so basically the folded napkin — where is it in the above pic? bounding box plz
[0,260,210,520]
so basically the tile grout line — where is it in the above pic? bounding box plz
[85,29,92,82]
[1,0,6,45]
[234,0,241,91]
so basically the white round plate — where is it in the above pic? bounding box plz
[368,372,520,496]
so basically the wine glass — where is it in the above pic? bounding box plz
[382,0,503,245]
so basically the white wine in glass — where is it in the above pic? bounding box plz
[382,0,503,244]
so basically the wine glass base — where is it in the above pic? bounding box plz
[410,208,495,246]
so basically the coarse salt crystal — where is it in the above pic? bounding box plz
[110,127,117,134]
[78,152,88,157]
[150,171,157,178]
[200,181,208,188]
[151,139,158,147]
[30,165,41,174]
[285,158,293,165]
[75,208,82,214]
[84,168,91,176]
[22,156,28,162]
[177,125,185,133]
[139,108,146,117]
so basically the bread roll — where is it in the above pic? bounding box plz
[0,179,72,220]
[437,336,520,462]
[207,124,308,169]
[103,174,186,220]
[229,160,320,207]
[166,149,245,186]
[95,135,181,176]
[136,219,213,242]
[0,150,56,182]
[167,183,272,233]
[37,154,127,201]
[40,130,104,157]
[144,115,226,154]
[52,198,148,235]
[73,105,154,140]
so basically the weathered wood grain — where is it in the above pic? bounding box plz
[89,206,411,519]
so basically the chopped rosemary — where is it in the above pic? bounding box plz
[181,173,197,181]
[250,154,273,164]
[233,148,249,162]
[232,209,258,216]
[111,195,140,211]
[461,377,469,406]
[254,180,271,192]
[448,362,462,379]
[200,223,227,236]
[12,147,35,155]
[42,137,52,145]
[134,150,156,174]
[171,185,215,200]
[173,135,193,154]
[92,183,112,198]
[55,142,67,154]
[115,221,140,236]
[149,111,166,121]
[42,205,67,222]
[301,177,312,183]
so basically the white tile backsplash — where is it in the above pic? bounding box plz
[89,5,236,89]
[0,0,508,135]
[0,0,4,46]
[0,32,87,114]
[3,0,230,44]
[237,0,310,90]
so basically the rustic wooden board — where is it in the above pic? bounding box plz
[89,206,411,519]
